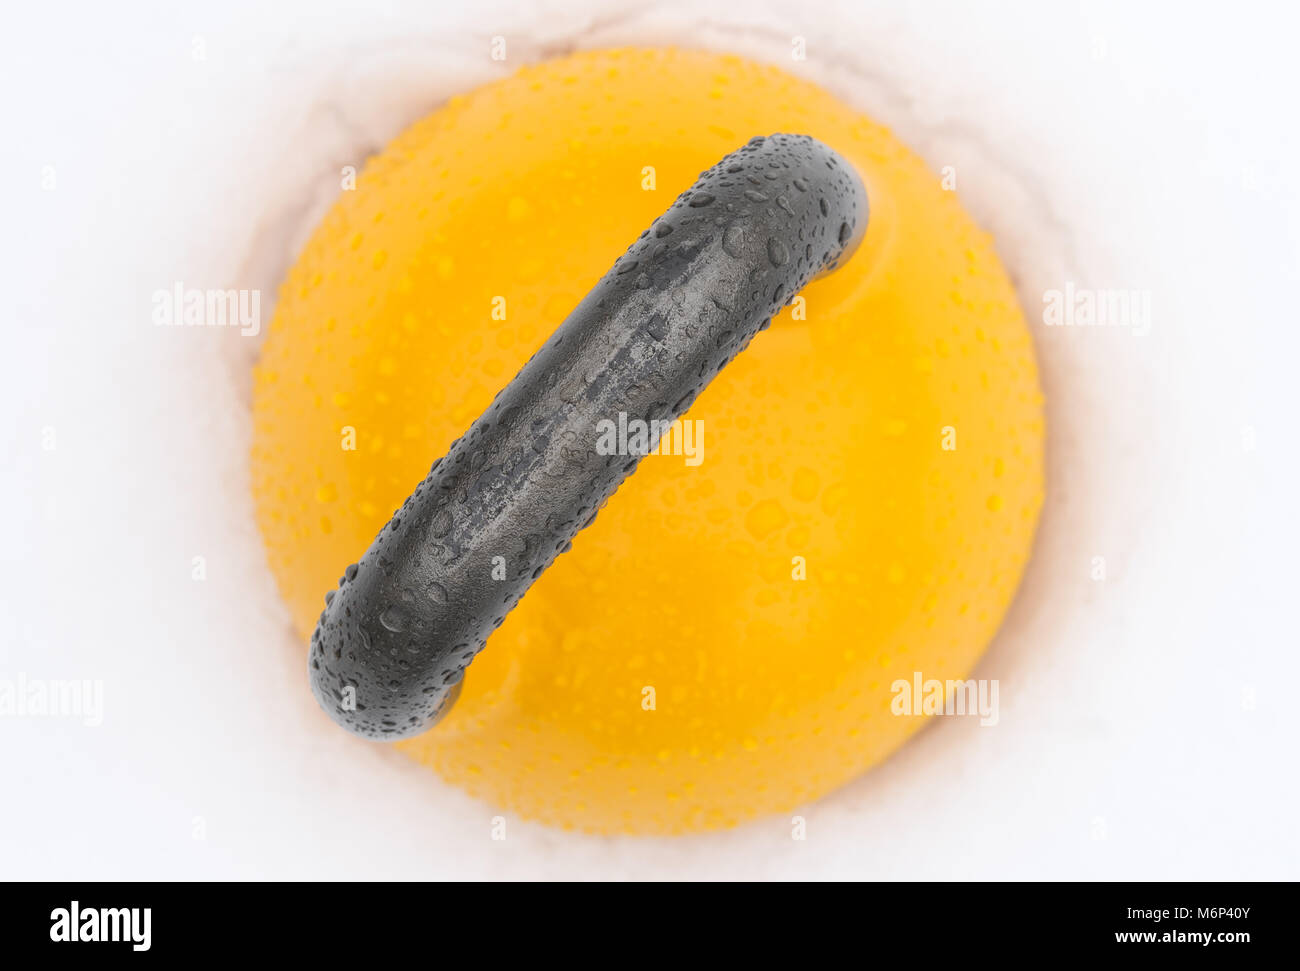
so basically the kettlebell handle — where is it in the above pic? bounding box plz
[310,133,867,739]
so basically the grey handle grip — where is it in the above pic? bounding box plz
[310,133,867,739]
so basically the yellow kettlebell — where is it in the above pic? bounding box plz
[251,47,1044,834]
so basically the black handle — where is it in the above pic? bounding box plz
[310,133,867,739]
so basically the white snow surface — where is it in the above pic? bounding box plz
[1,0,1297,879]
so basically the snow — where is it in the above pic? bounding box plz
[1,0,1296,878]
